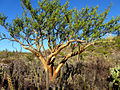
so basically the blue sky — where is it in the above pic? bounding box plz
[0,0,120,52]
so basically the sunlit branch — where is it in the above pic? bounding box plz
[0,38,16,41]
[12,36,37,53]
[40,36,47,57]
[42,29,53,53]
[26,37,38,52]
[53,42,94,78]
[47,39,85,64]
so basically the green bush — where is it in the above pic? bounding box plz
[110,65,120,87]
[95,47,109,54]
[25,53,34,61]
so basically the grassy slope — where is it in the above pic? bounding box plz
[0,36,120,89]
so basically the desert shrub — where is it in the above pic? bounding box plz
[110,65,120,88]
[87,45,95,51]
[0,50,8,59]
[53,56,113,90]
[25,53,35,61]
[0,59,45,90]
[0,40,119,90]
[7,52,15,57]
[95,47,110,54]
[59,52,65,56]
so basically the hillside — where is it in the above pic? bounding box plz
[0,36,120,90]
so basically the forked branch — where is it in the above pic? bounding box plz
[47,39,85,64]
[53,42,94,78]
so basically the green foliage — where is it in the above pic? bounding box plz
[0,0,120,50]
[95,47,109,54]
[110,65,120,87]
[87,45,95,51]
[25,53,34,61]
[0,50,20,59]
[7,52,15,57]
[114,36,120,43]
[59,52,65,56]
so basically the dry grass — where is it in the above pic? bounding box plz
[0,36,120,89]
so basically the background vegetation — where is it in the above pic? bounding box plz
[0,36,120,90]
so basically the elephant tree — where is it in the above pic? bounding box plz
[0,0,120,82]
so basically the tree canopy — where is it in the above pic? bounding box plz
[0,0,120,81]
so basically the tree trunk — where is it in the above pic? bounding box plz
[46,63,63,83]
[53,63,64,79]
[38,56,65,83]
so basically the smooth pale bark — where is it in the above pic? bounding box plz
[38,56,47,72]
[53,63,64,78]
